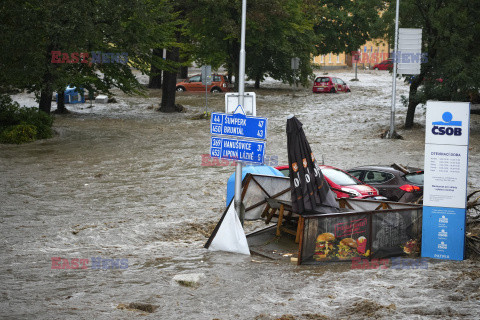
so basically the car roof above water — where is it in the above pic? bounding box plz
[348,165,423,173]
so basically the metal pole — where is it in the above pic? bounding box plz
[387,0,400,139]
[205,79,208,115]
[235,0,247,225]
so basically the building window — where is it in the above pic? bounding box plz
[329,53,332,63]
[320,55,324,63]
[337,55,340,63]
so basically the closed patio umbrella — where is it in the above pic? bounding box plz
[286,116,339,214]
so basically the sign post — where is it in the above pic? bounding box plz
[387,24,423,139]
[210,109,268,163]
[225,92,256,116]
[385,0,400,139]
[397,28,422,76]
[234,0,248,224]
[291,57,300,90]
[210,107,268,225]
[422,101,470,260]
[201,65,212,115]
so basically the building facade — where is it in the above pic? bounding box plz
[313,38,390,69]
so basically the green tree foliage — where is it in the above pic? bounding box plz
[312,0,386,55]
[245,0,320,87]
[382,0,480,128]
[0,0,178,113]
[187,0,384,88]
[187,0,320,87]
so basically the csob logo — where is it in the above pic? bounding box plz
[431,112,462,136]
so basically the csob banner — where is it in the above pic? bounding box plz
[422,101,470,260]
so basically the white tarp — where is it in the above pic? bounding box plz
[207,202,250,255]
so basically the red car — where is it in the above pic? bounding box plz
[275,165,382,199]
[175,74,231,93]
[373,59,393,70]
[312,76,351,93]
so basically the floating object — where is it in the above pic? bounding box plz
[95,95,109,104]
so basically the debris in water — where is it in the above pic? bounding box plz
[173,273,205,287]
[380,128,403,139]
[345,299,396,317]
[72,224,97,235]
[189,112,211,120]
[117,302,158,313]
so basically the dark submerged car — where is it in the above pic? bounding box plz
[347,164,424,203]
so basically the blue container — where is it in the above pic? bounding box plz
[56,86,85,104]
[226,165,284,206]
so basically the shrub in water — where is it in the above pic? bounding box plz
[0,124,37,144]
[0,94,53,143]
[18,107,53,139]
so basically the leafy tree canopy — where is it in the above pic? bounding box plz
[381,0,480,127]
[0,0,179,112]
[186,0,384,87]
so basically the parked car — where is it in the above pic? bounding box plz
[175,74,231,93]
[275,165,382,199]
[312,76,351,93]
[373,59,393,70]
[347,164,424,203]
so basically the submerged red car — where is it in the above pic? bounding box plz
[373,59,393,70]
[312,76,351,93]
[275,165,382,199]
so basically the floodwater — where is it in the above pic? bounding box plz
[1,70,480,319]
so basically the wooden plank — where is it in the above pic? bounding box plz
[261,203,271,219]
[295,216,303,244]
[265,208,277,224]
[244,187,290,213]
[240,174,252,201]
[297,216,305,265]
[276,204,285,236]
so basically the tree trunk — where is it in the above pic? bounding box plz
[56,91,68,114]
[228,40,240,91]
[39,89,53,114]
[148,48,163,89]
[254,75,261,89]
[405,74,424,129]
[179,65,188,79]
[159,47,179,112]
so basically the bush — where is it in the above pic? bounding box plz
[0,124,37,144]
[0,94,53,143]
[18,107,53,139]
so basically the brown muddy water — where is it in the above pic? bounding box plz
[1,71,480,319]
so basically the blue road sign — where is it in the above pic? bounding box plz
[210,136,265,164]
[210,112,267,140]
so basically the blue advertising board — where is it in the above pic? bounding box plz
[210,136,265,164]
[210,112,267,140]
[422,206,466,260]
